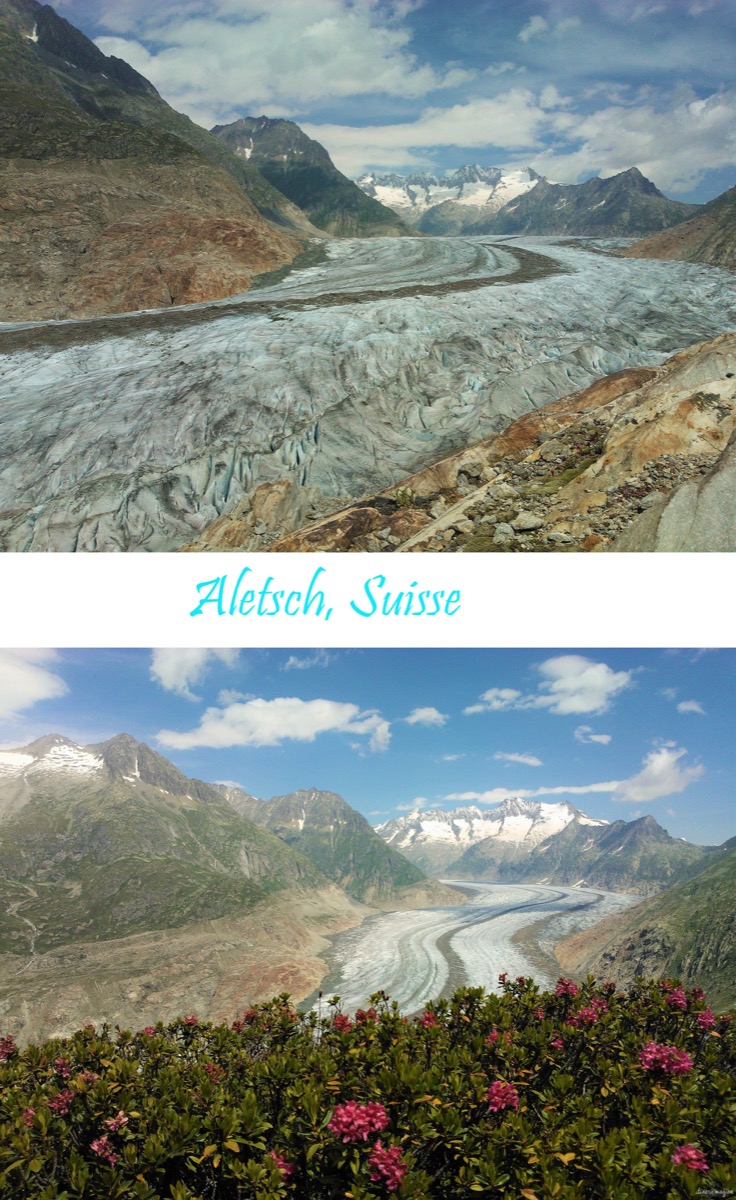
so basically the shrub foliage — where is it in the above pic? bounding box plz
[1,977,734,1199]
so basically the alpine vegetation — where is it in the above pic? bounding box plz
[1,978,734,1197]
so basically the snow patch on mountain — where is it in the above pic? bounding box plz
[356,166,541,221]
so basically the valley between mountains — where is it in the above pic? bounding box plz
[1,735,732,1044]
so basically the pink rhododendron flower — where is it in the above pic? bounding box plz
[328,1101,389,1142]
[80,1071,100,1085]
[672,1144,709,1172]
[368,1141,408,1192]
[0,1034,16,1060]
[105,1110,129,1132]
[666,987,688,1011]
[22,1107,35,1128]
[555,978,579,998]
[591,996,609,1015]
[48,1089,75,1115]
[419,1010,438,1029]
[268,1150,294,1177]
[333,1014,353,1033]
[356,1007,378,1025]
[54,1057,71,1079]
[485,1029,499,1046]
[90,1135,120,1166]
[550,1037,564,1051]
[578,1006,599,1025]
[498,973,508,984]
[638,1042,693,1075]
[533,1007,545,1020]
[697,1008,716,1030]
[143,1026,156,1037]
[204,1062,223,1082]
[486,1081,519,1113]
[183,1015,198,1026]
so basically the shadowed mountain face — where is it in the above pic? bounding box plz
[478,168,699,237]
[0,0,309,319]
[622,183,736,269]
[0,734,326,954]
[220,786,428,903]
[557,838,736,1009]
[213,116,409,238]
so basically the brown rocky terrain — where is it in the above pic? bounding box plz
[0,885,367,1046]
[621,183,736,269]
[182,331,736,553]
[0,157,302,320]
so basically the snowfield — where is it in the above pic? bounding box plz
[1,236,735,551]
[312,882,636,1014]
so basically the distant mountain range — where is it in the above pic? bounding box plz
[357,164,698,237]
[376,798,714,895]
[557,836,736,1009]
[213,117,408,239]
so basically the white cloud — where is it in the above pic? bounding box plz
[574,725,612,745]
[464,688,522,715]
[445,744,701,807]
[218,688,251,704]
[661,687,678,701]
[494,752,543,767]
[157,696,391,752]
[397,796,430,811]
[533,656,633,716]
[150,649,240,701]
[519,15,549,42]
[283,649,334,671]
[677,700,706,715]
[405,706,448,727]
[466,657,632,720]
[94,0,475,128]
[439,753,464,762]
[0,650,68,722]
[611,745,704,803]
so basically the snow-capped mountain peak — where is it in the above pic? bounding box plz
[356,165,542,224]
[0,735,104,778]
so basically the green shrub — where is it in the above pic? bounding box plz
[1,979,734,1198]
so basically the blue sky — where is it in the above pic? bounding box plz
[1,648,733,845]
[54,0,735,201]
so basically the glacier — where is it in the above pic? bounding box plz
[310,882,636,1014]
[1,236,736,551]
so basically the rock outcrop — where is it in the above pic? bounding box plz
[249,331,736,553]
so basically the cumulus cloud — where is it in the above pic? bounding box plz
[0,650,68,723]
[466,657,632,720]
[446,743,702,807]
[676,700,706,715]
[494,752,543,767]
[574,725,612,745]
[397,796,430,811]
[150,649,240,701]
[405,706,448,726]
[93,0,475,128]
[157,696,391,752]
[611,744,704,803]
[533,656,633,716]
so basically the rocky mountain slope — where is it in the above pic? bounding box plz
[376,799,605,875]
[621,183,736,269]
[220,786,457,906]
[264,330,736,553]
[556,838,736,1009]
[214,117,408,238]
[482,168,698,236]
[0,0,314,319]
[0,737,463,1040]
[357,164,697,237]
[357,165,541,234]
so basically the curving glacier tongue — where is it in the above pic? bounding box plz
[1,236,735,551]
